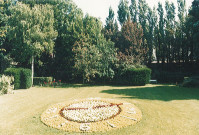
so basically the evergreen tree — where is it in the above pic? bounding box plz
[157,2,165,64]
[104,6,115,40]
[189,0,199,62]
[117,0,130,26]
[129,0,138,23]
[165,0,176,63]
[147,6,157,64]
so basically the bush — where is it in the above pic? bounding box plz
[21,68,32,89]
[155,71,184,83]
[182,76,199,87]
[0,75,14,94]
[33,77,53,86]
[4,68,32,89]
[114,68,151,86]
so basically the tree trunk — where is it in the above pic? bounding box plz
[31,56,34,86]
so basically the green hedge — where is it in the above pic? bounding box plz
[115,68,151,86]
[4,68,32,89]
[155,71,184,83]
[33,77,53,86]
[20,69,32,89]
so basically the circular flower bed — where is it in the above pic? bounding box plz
[60,100,121,123]
[41,98,142,132]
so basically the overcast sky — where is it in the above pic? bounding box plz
[73,0,193,25]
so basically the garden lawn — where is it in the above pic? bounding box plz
[0,84,199,135]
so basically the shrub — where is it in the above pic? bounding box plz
[33,77,53,86]
[182,76,199,87]
[114,68,151,86]
[0,75,14,94]
[4,68,32,89]
[20,68,32,89]
[155,71,184,83]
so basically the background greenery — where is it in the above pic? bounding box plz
[0,0,199,85]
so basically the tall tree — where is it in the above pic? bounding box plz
[7,2,57,85]
[117,0,130,26]
[53,0,83,81]
[157,2,165,64]
[121,19,147,65]
[129,0,138,23]
[165,0,176,63]
[176,0,186,63]
[147,6,157,64]
[104,6,115,40]
[0,0,6,47]
[188,0,199,62]
[138,0,149,60]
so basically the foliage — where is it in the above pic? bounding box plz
[117,0,130,26]
[114,67,151,86]
[20,68,32,89]
[53,0,83,81]
[33,77,53,86]
[4,68,32,89]
[0,74,14,94]
[129,0,138,23]
[73,37,101,83]
[7,2,57,63]
[188,0,199,61]
[0,53,11,74]
[182,76,199,88]
[121,19,147,65]
[155,71,184,83]
[104,7,118,41]
[7,2,57,85]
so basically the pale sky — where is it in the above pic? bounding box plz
[73,0,193,25]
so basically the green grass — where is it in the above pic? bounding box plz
[0,84,199,135]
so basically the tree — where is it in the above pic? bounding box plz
[104,6,115,40]
[129,0,138,23]
[73,36,101,83]
[121,19,147,65]
[53,0,83,81]
[165,0,176,63]
[73,35,117,83]
[188,0,199,62]
[117,0,130,26]
[83,14,103,45]
[157,2,165,64]
[147,6,157,64]
[138,0,149,61]
[0,0,6,47]
[7,2,57,85]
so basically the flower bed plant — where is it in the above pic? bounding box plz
[0,75,14,94]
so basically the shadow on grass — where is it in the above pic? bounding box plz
[101,85,199,101]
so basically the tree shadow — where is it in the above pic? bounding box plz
[101,85,199,101]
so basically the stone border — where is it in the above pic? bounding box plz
[41,98,142,132]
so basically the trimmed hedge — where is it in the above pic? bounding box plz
[21,69,32,89]
[155,71,184,83]
[33,77,53,86]
[114,68,151,86]
[4,68,32,89]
